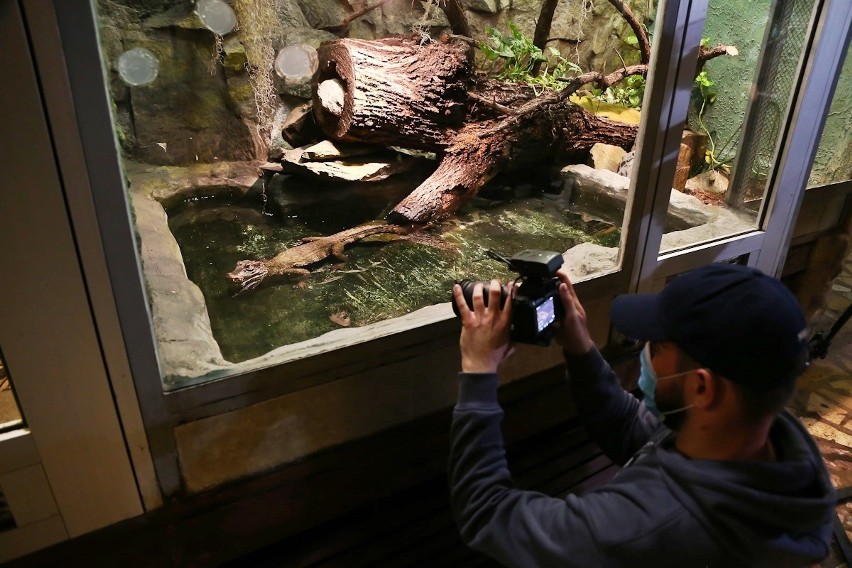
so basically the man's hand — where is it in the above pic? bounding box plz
[554,269,595,356]
[453,279,514,373]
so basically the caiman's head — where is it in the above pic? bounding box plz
[227,260,269,292]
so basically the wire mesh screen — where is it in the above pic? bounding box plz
[727,0,817,207]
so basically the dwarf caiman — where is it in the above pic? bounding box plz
[227,221,412,292]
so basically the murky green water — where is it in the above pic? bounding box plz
[168,171,620,363]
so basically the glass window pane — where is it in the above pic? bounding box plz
[660,0,816,254]
[0,348,23,431]
[95,0,664,388]
[808,40,852,188]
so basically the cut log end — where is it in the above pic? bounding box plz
[317,79,346,118]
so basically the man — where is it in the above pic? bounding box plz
[449,263,835,567]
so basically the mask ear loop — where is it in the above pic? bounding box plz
[661,402,695,416]
[643,343,698,417]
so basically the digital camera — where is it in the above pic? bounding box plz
[452,250,565,345]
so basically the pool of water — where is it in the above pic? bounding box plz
[168,171,620,363]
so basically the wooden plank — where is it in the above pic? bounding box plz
[0,465,58,527]
[6,366,600,566]
[0,431,39,474]
[0,0,142,537]
[0,515,66,562]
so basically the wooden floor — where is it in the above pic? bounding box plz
[789,253,852,568]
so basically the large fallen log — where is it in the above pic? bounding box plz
[388,97,638,224]
[308,21,735,225]
[312,36,472,151]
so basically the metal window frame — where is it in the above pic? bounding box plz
[633,0,851,291]
[27,0,849,499]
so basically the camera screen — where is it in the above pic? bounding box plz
[535,296,556,333]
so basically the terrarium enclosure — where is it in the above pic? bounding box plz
[95,0,852,389]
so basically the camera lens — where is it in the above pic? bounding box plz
[451,279,509,316]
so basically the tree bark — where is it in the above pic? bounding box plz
[312,33,736,225]
[607,0,651,64]
[532,0,559,76]
[420,0,472,38]
[388,99,638,224]
[312,36,472,151]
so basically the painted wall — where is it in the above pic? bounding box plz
[809,40,852,187]
[697,0,851,185]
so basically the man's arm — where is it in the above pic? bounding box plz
[449,371,605,566]
[552,269,658,463]
[449,371,682,567]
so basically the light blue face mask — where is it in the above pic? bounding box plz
[638,343,695,420]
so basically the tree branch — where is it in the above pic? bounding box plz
[422,0,472,38]
[532,0,559,75]
[322,0,395,34]
[696,44,739,75]
[556,64,648,102]
[606,0,651,65]
[468,92,517,116]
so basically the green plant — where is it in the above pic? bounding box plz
[479,22,582,93]
[590,74,646,109]
[692,66,737,174]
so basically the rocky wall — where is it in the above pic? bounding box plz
[96,0,657,166]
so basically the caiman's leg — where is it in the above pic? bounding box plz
[331,242,348,261]
[282,268,312,276]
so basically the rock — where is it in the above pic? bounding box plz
[281,146,418,182]
[281,101,324,147]
[463,0,506,13]
[98,19,255,165]
[588,143,626,173]
[560,164,632,226]
[268,105,295,161]
[302,140,378,161]
[561,242,619,280]
[686,169,730,195]
[222,36,248,73]
[617,150,635,178]
[353,0,450,38]
[130,190,231,381]
[667,188,712,227]
[141,4,199,30]
[659,204,754,252]
[560,163,712,228]
[277,0,312,28]
[295,0,350,29]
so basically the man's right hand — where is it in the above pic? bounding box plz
[453,280,514,374]
[554,269,595,356]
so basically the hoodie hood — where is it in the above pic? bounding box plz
[649,412,835,566]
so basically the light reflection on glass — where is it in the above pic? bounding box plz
[116,47,159,86]
[274,44,319,84]
[196,0,238,36]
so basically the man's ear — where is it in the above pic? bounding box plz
[690,369,721,410]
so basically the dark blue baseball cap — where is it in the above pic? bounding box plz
[611,264,809,390]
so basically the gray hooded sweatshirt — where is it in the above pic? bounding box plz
[449,348,835,567]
